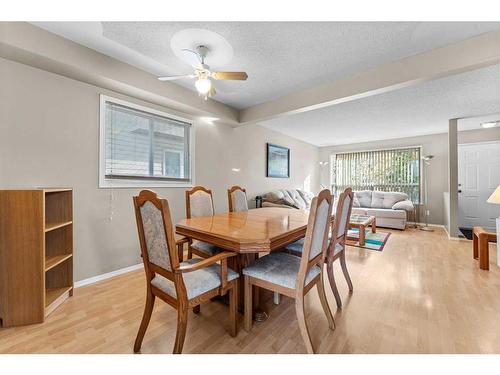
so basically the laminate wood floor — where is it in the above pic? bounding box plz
[1,227,499,354]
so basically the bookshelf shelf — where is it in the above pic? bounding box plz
[45,254,73,272]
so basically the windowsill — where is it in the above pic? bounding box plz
[99,178,194,189]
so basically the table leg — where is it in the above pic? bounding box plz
[479,234,489,271]
[473,232,478,260]
[371,218,377,233]
[273,292,281,305]
[236,253,268,321]
[359,224,366,246]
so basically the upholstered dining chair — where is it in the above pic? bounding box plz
[242,189,335,354]
[133,190,239,354]
[185,186,223,260]
[286,188,354,308]
[227,185,249,212]
[324,187,354,308]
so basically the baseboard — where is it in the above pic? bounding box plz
[413,222,446,229]
[442,225,463,241]
[74,263,143,288]
[412,223,463,240]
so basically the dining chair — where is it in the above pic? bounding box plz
[227,185,249,212]
[133,190,239,354]
[242,189,335,354]
[185,186,223,260]
[324,187,354,308]
[285,188,354,308]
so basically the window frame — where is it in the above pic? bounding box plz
[329,145,423,204]
[99,95,195,188]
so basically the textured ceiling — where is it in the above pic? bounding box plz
[31,22,500,146]
[33,22,500,109]
[260,65,500,146]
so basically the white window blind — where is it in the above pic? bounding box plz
[332,147,421,203]
[103,100,191,183]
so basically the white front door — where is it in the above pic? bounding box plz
[458,142,500,231]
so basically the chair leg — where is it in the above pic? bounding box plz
[187,245,193,260]
[193,305,200,314]
[229,281,238,337]
[244,275,253,332]
[295,294,314,354]
[134,292,155,353]
[340,252,353,292]
[326,261,342,308]
[173,307,188,354]
[317,276,335,330]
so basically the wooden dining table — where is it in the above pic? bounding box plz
[176,207,311,254]
[175,207,314,318]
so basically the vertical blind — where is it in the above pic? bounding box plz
[104,101,191,181]
[332,147,421,203]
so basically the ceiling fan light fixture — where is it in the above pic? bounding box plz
[195,77,212,95]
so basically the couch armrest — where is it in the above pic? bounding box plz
[262,202,294,209]
[392,200,414,211]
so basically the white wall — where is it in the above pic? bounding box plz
[0,57,319,281]
[458,126,500,144]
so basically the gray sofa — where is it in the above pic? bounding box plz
[262,189,413,230]
[351,190,414,230]
[262,189,314,210]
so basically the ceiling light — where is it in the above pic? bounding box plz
[195,77,212,95]
[481,121,499,128]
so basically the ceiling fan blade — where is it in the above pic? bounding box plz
[158,74,195,81]
[212,72,248,81]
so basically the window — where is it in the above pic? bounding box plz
[331,147,421,203]
[99,96,193,187]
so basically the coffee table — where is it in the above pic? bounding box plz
[348,214,376,246]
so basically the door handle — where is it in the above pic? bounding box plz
[458,190,462,193]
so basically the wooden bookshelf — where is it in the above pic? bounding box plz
[0,188,74,327]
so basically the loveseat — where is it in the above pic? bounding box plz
[350,190,414,230]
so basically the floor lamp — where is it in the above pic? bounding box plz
[420,155,434,232]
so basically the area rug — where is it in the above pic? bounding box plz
[346,228,391,251]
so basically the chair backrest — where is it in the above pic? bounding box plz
[332,187,354,243]
[296,189,333,289]
[186,186,215,218]
[227,186,249,212]
[134,189,182,276]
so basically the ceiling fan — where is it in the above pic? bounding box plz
[158,45,248,100]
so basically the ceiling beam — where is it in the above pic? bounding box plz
[0,22,239,126]
[239,30,500,125]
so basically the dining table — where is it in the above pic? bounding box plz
[175,207,316,319]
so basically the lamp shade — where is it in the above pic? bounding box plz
[487,186,500,204]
